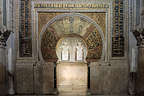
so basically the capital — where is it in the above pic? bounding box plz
[132,29,144,47]
[0,26,11,47]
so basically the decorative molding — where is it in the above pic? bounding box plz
[34,3,109,9]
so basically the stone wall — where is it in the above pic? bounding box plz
[15,61,55,94]
[34,62,55,94]
[15,62,34,94]
[13,0,130,95]
[90,61,128,95]
[57,62,87,94]
[15,60,129,95]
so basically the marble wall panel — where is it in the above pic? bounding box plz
[15,63,34,94]
[57,62,87,93]
[42,62,55,94]
[34,62,55,94]
[34,62,43,94]
[90,62,128,95]
[108,68,128,94]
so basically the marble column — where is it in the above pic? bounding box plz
[0,27,11,95]
[128,48,137,96]
[8,33,15,95]
[132,29,144,95]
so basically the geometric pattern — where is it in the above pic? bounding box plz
[112,0,124,57]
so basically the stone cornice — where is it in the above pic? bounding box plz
[0,27,11,47]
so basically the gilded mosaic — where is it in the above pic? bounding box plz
[40,15,103,61]
[19,0,124,59]
[38,13,106,36]
[84,25,102,61]
[82,13,106,35]
[41,26,59,61]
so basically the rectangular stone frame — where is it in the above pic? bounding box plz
[31,0,113,65]
[13,0,130,95]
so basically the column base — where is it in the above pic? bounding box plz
[8,88,15,95]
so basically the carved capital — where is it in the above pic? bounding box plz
[132,29,144,47]
[0,27,11,47]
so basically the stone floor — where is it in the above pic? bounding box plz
[14,94,129,96]
[15,94,129,96]
[14,90,128,96]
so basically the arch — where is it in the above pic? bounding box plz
[39,13,105,62]
[56,34,88,63]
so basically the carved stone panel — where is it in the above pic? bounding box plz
[15,63,34,94]
[90,62,128,94]
[34,62,55,94]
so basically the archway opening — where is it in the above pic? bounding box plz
[56,35,88,95]
[39,13,104,95]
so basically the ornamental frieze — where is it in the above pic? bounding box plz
[112,0,124,57]
[34,3,109,9]
[19,0,32,57]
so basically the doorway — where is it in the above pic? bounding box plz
[56,35,88,95]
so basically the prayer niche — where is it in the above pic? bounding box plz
[56,36,87,62]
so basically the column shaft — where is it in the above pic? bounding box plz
[0,46,7,95]
[136,46,144,94]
